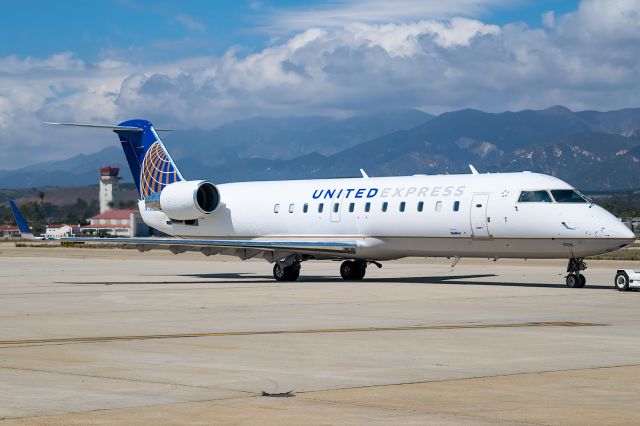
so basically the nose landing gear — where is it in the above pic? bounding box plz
[565,257,587,288]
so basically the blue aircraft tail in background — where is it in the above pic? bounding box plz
[8,199,35,239]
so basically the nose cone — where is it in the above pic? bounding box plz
[609,218,635,243]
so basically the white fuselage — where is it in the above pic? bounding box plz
[139,172,634,260]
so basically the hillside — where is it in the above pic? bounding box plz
[0,106,639,190]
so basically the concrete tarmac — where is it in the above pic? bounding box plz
[0,243,639,425]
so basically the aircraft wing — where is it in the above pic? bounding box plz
[61,237,358,259]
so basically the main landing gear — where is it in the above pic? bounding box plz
[339,260,381,281]
[565,257,587,288]
[273,262,300,281]
[340,260,367,280]
[272,257,381,282]
[273,256,302,282]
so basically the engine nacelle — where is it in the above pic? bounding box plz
[159,180,220,220]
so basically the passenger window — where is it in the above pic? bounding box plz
[318,203,324,213]
[289,203,294,213]
[453,201,460,211]
[518,190,552,203]
[365,202,371,212]
[303,203,308,213]
[550,190,588,203]
[417,201,424,212]
[382,202,388,212]
[435,201,442,212]
[399,201,406,212]
[274,204,280,213]
[333,203,340,213]
[349,203,355,212]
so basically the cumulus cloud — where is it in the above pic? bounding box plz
[1,0,640,168]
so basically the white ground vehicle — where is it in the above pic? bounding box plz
[615,270,640,291]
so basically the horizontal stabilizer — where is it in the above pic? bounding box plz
[43,122,143,132]
[43,122,173,132]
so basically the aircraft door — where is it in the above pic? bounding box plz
[330,201,341,223]
[470,194,490,238]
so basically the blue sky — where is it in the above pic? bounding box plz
[0,0,638,168]
[1,1,579,62]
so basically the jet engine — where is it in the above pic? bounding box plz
[159,180,220,220]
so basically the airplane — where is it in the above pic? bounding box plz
[45,119,635,288]
[7,199,47,240]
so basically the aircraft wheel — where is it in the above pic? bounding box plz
[577,274,586,288]
[340,261,366,280]
[273,263,300,282]
[615,271,630,292]
[565,274,580,288]
[287,266,300,281]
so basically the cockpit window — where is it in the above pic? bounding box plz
[518,190,552,203]
[550,190,588,203]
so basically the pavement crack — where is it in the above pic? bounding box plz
[295,363,640,395]
[0,364,255,396]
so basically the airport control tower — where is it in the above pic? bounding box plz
[99,167,121,214]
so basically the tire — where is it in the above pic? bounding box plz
[576,274,586,288]
[273,263,288,281]
[340,261,367,280]
[615,272,630,292]
[565,274,580,288]
[286,266,300,281]
[273,263,300,282]
[352,265,366,280]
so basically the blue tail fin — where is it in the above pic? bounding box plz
[114,119,184,200]
[44,119,183,201]
[8,199,33,235]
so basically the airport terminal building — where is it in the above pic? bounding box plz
[0,225,20,239]
[77,209,150,238]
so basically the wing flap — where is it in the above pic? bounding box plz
[62,237,358,255]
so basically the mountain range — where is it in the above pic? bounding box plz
[1,106,639,190]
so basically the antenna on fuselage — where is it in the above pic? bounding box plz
[469,165,479,175]
[360,169,369,178]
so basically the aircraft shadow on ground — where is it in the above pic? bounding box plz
[58,273,275,286]
[59,273,615,290]
[369,274,613,290]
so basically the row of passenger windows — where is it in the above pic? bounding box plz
[274,200,461,214]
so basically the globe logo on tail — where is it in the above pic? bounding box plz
[140,142,180,199]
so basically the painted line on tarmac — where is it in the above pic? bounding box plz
[0,321,604,348]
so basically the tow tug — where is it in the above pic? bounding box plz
[615,270,640,291]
